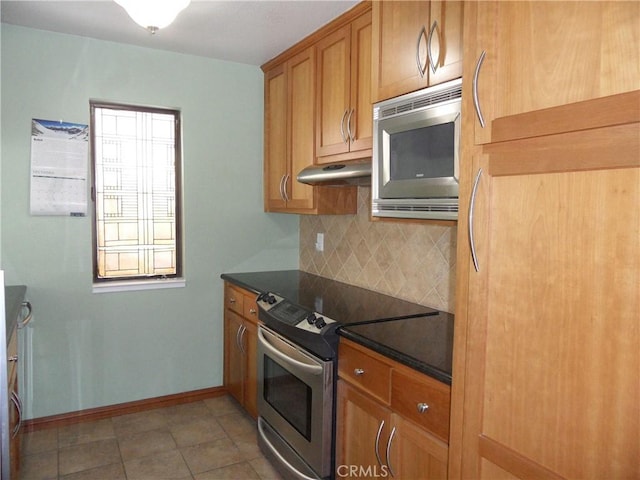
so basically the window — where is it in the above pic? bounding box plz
[90,102,183,286]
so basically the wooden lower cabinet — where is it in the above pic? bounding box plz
[223,283,259,418]
[336,339,449,479]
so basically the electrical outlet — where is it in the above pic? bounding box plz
[315,233,324,252]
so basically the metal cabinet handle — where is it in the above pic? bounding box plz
[354,368,365,376]
[427,21,438,74]
[416,26,428,78]
[340,109,349,144]
[8,355,18,363]
[346,108,355,143]
[249,308,257,316]
[18,301,33,329]
[235,324,243,352]
[229,297,236,304]
[417,402,429,414]
[469,168,483,272]
[386,426,397,477]
[282,174,290,202]
[473,50,487,128]
[10,391,22,438]
[237,325,247,354]
[374,420,385,468]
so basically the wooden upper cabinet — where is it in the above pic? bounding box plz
[316,11,373,162]
[372,1,463,103]
[264,63,290,211]
[469,1,640,145]
[287,48,317,211]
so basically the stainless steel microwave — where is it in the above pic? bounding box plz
[372,78,462,221]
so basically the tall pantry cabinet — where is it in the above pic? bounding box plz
[449,2,640,480]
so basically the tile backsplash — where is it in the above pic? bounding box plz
[299,187,456,313]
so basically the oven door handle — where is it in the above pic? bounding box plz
[258,328,324,375]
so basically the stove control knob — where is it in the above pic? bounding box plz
[315,317,326,329]
[267,295,277,305]
[257,293,267,302]
[306,313,317,324]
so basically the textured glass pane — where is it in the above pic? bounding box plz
[93,105,179,279]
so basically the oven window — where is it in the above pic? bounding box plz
[390,122,455,180]
[263,357,312,441]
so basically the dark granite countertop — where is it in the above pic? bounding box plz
[222,270,453,385]
[338,313,454,385]
[5,285,27,345]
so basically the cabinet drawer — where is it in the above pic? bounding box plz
[391,368,451,442]
[339,341,391,404]
[243,291,259,323]
[225,284,244,315]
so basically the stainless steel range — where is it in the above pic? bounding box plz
[256,292,338,480]
[254,284,440,480]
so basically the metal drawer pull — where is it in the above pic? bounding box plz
[354,368,365,376]
[229,298,236,304]
[417,402,429,414]
[249,308,257,315]
[257,418,318,480]
[8,355,18,363]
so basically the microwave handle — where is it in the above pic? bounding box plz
[469,168,483,272]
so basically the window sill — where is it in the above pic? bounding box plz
[92,278,186,294]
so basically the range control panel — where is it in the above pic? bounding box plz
[257,292,337,334]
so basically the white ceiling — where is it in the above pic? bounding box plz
[0,0,359,66]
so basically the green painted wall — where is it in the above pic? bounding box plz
[1,25,299,419]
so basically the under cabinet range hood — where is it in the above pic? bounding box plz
[297,160,371,186]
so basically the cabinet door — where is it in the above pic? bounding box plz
[336,380,392,479]
[224,310,244,405]
[348,11,373,154]
[286,48,316,210]
[372,1,430,102]
[243,320,258,419]
[264,64,288,210]
[470,1,640,144]
[316,25,351,158]
[457,122,639,478]
[391,414,448,480]
[427,1,463,87]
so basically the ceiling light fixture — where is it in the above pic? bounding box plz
[114,0,191,34]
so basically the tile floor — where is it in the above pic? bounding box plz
[19,395,284,480]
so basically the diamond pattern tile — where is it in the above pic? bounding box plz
[300,187,456,313]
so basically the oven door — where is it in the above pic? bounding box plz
[257,325,334,480]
